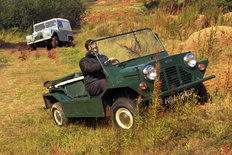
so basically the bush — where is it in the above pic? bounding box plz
[0,0,86,30]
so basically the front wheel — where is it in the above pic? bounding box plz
[52,102,69,126]
[46,41,53,50]
[198,83,208,104]
[30,44,37,51]
[52,36,59,48]
[111,98,137,129]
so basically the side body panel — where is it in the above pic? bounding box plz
[43,76,104,118]
[61,97,104,117]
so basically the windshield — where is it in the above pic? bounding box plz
[92,28,165,65]
[34,23,45,32]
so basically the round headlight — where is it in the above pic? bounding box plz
[184,53,197,68]
[143,65,156,80]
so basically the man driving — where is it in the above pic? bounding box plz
[79,40,117,96]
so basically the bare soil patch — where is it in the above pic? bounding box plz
[1,42,29,51]
[95,0,114,6]
[85,1,141,23]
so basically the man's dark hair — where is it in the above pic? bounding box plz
[85,39,93,50]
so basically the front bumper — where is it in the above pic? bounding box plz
[160,75,215,97]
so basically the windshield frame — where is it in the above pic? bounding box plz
[91,28,166,67]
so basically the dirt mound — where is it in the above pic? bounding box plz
[223,12,232,23]
[85,8,140,23]
[182,26,232,50]
[84,1,142,23]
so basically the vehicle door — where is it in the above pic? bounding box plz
[57,20,72,41]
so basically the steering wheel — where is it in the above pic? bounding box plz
[110,58,120,64]
[104,58,120,65]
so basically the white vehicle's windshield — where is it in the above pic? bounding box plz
[93,28,165,65]
[34,23,45,32]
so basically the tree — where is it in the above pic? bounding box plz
[0,0,86,30]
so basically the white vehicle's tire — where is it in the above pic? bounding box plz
[46,41,53,50]
[52,36,59,48]
[68,37,74,47]
[30,44,37,51]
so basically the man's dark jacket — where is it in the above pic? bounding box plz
[79,51,108,93]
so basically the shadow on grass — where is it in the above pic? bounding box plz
[0,41,29,51]
[144,0,160,10]
[70,117,111,129]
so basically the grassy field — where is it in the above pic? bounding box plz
[1,0,232,154]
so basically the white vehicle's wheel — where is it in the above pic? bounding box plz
[52,36,59,48]
[30,44,37,51]
[111,98,137,129]
[52,102,69,126]
[46,41,53,50]
[68,37,74,47]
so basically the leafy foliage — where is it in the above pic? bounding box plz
[0,0,85,30]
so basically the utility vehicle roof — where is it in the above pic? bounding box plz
[33,18,69,27]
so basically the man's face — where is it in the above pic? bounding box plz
[90,42,99,55]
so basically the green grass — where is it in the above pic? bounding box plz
[1,49,232,154]
[0,28,30,43]
[1,68,231,154]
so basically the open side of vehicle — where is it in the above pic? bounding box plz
[43,72,139,129]
[42,28,215,129]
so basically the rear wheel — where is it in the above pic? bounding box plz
[111,98,137,129]
[52,102,69,126]
[52,36,59,48]
[68,37,74,47]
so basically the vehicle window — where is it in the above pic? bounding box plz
[45,20,56,28]
[34,24,45,32]
[57,20,63,28]
[62,21,71,30]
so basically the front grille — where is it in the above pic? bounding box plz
[159,65,192,92]
[178,66,192,84]
[160,72,168,92]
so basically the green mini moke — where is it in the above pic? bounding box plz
[43,28,215,129]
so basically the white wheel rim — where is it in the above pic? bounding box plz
[115,108,133,129]
[54,109,62,126]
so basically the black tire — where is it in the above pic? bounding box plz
[46,41,53,51]
[30,44,37,51]
[52,36,59,48]
[198,83,208,104]
[68,37,74,47]
[111,98,137,129]
[52,102,69,126]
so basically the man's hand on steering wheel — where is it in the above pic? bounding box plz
[104,57,120,65]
